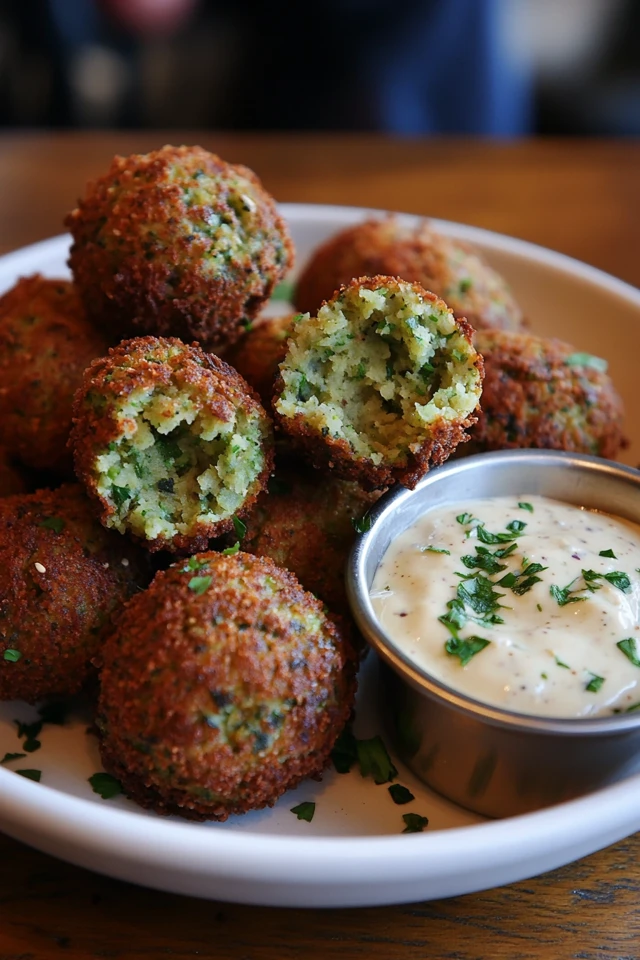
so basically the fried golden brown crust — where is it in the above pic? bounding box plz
[467,330,626,458]
[0,275,109,474]
[96,551,357,820]
[65,145,294,350]
[70,336,274,553]
[224,313,294,407]
[295,218,523,332]
[0,484,150,703]
[274,277,484,490]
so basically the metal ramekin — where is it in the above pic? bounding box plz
[347,450,640,818]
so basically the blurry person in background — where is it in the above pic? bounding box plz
[0,0,634,134]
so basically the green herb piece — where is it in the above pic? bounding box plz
[186,556,208,572]
[356,735,398,785]
[14,719,42,753]
[39,516,65,534]
[445,635,490,666]
[297,374,313,402]
[550,579,587,607]
[497,561,547,597]
[402,813,429,833]
[291,801,315,822]
[354,361,367,380]
[518,502,534,513]
[3,649,21,662]
[16,769,41,782]
[421,546,450,555]
[541,672,548,679]
[1,752,25,764]
[458,278,473,294]
[451,349,466,363]
[475,523,524,545]
[599,549,617,559]
[23,737,41,753]
[232,516,247,539]
[586,674,605,693]
[271,280,294,302]
[555,656,570,669]
[603,571,632,593]
[156,477,174,494]
[456,512,475,525]
[222,542,240,556]
[188,575,212,595]
[537,603,543,612]
[460,542,517,575]
[457,575,505,617]
[617,637,640,667]
[626,702,640,713]
[388,784,415,805]
[564,352,608,372]
[330,725,358,774]
[352,514,372,534]
[111,485,131,509]
[89,772,122,799]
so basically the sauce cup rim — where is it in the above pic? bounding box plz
[346,449,640,737]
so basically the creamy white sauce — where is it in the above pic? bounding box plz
[371,495,640,718]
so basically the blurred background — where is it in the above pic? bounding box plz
[0,0,638,134]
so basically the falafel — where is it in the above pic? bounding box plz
[0,483,149,703]
[96,550,356,821]
[66,145,294,350]
[467,329,625,458]
[295,218,524,332]
[70,336,274,553]
[274,276,484,488]
[0,275,109,474]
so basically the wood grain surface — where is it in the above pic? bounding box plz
[0,133,639,960]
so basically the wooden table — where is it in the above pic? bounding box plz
[1,133,640,959]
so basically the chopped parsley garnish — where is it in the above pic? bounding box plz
[14,719,42,753]
[297,374,313,402]
[626,701,640,713]
[1,752,25,764]
[232,515,247,539]
[457,575,506,617]
[599,549,617,559]
[388,784,415,805]
[16,769,41,782]
[445,635,490,666]
[474,521,525,544]
[586,674,605,693]
[518,502,534,513]
[111,485,131,509]
[536,603,543,612]
[185,556,208,572]
[421,546,450,555]
[555,656,570,669]
[89,772,122,799]
[352,513,372,534]
[354,361,367,380]
[564,352,608,372]
[356,735,398,784]
[460,542,517,575]
[550,579,587,607]
[3,649,21,662]
[188,575,212,595]
[458,278,473,294]
[456,512,475,525]
[402,813,429,833]
[330,725,358,774]
[617,637,640,668]
[497,561,547,596]
[39,516,65,533]
[291,801,315,822]
[222,542,240,556]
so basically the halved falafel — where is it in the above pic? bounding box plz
[467,329,626,458]
[70,336,274,553]
[274,277,484,488]
[65,145,294,350]
[0,275,109,474]
[0,484,149,703]
[295,218,524,332]
[96,550,356,821]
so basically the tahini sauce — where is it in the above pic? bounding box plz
[370,495,640,718]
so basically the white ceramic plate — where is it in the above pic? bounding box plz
[1,203,640,908]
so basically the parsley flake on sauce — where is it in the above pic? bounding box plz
[89,772,122,799]
[518,502,534,513]
[16,769,41,782]
[617,638,640,668]
[290,801,315,822]
[402,813,429,833]
[599,549,617,559]
[445,635,491,666]
[388,784,415,805]
[586,674,605,693]
[421,546,450,555]
[188,575,212,595]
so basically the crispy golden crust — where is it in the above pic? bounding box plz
[70,336,274,553]
[96,551,357,820]
[224,313,295,407]
[467,330,626,458]
[65,145,294,350]
[295,218,523,332]
[274,277,484,490]
[0,275,109,474]
[0,484,150,703]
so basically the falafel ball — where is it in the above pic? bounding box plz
[294,218,524,333]
[466,329,626,458]
[96,550,356,821]
[224,313,295,407]
[0,275,109,474]
[243,465,380,620]
[0,449,28,497]
[65,145,294,350]
[70,336,274,553]
[274,276,484,489]
[0,484,149,703]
